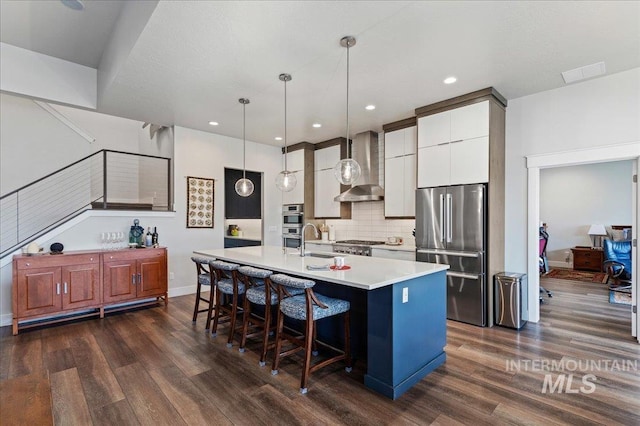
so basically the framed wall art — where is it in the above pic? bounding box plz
[187,176,214,228]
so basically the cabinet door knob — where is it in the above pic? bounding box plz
[25,263,30,267]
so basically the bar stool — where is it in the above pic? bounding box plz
[270,274,352,394]
[237,266,274,364]
[237,266,304,366]
[190,256,216,329]
[209,260,244,347]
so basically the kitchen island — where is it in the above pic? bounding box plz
[193,245,448,399]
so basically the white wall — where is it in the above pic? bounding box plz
[505,68,640,273]
[0,108,283,325]
[0,93,172,195]
[540,161,633,265]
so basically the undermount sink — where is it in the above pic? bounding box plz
[306,252,336,258]
[287,250,339,258]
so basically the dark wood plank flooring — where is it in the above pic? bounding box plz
[1,277,638,425]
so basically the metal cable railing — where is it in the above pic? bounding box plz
[0,150,171,257]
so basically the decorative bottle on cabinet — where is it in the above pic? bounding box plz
[145,228,153,247]
[152,227,158,247]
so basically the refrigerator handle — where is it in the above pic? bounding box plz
[446,193,453,243]
[439,193,445,243]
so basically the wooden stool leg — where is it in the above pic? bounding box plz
[259,304,272,366]
[211,288,223,337]
[226,292,239,347]
[239,295,251,352]
[205,285,215,330]
[300,319,315,394]
[271,308,285,375]
[192,281,201,322]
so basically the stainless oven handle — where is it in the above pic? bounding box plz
[283,235,301,239]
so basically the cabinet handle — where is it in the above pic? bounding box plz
[90,257,93,261]
[132,274,137,285]
[449,139,464,144]
[56,283,60,295]
[64,282,68,294]
[137,273,142,285]
[25,263,30,267]
[437,142,449,146]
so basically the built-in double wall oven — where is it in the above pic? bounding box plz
[282,204,303,248]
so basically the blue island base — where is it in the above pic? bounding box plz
[365,351,446,399]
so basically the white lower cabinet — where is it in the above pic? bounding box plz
[371,248,416,261]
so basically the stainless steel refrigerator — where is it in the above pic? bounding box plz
[415,184,487,326]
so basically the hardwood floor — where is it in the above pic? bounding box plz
[1,277,638,425]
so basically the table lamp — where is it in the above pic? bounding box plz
[588,224,607,249]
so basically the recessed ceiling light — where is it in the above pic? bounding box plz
[312,123,322,128]
[208,121,219,126]
[444,76,457,85]
[275,136,283,141]
[61,0,84,11]
[365,105,376,110]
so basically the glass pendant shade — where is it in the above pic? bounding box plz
[334,158,361,185]
[235,177,254,197]
[275,170,297,192]
[235,98,254,197]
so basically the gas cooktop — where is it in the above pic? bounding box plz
[334,240,385,246]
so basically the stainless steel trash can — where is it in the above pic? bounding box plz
[494,272,527,329]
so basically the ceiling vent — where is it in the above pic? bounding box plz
[561,61,606,84]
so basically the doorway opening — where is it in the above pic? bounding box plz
[526,142,639,341]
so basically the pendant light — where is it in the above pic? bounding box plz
[275,73,297,192]
[334,36,361,186]
[235,98,254,197]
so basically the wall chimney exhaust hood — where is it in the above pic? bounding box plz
[334,131,384,202]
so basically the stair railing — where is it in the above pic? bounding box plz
[0,150,171,257]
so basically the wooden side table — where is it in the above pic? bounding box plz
[571,246,604,272]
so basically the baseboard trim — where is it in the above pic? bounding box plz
[169,285,197,298]
[0,313,12,327]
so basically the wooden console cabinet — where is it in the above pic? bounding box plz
[12,247,167,335]
[571,246,604,272]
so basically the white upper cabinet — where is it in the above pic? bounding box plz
[450,101,489,142]
[418,111,450,148]
[417,101,490,188]
[314,145,341,218]
[282,149,305,205]
[284,149,304,172]
[385,126,417,217]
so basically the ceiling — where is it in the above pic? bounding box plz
[1,1,639,147]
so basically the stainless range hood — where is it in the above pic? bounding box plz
[334,131,384,202]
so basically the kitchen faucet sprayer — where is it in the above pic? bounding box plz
[300,223,319,257]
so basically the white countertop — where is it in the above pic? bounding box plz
[193,245,447,291]
[304,239,416,252]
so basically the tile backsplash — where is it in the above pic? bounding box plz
[324,201,415,245]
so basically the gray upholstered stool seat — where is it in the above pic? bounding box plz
[209,260,244,347]
[280,294,350,321]
[190,256,216,328]
[270,273,352,394]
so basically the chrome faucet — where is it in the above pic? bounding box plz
[300,223,319,257]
